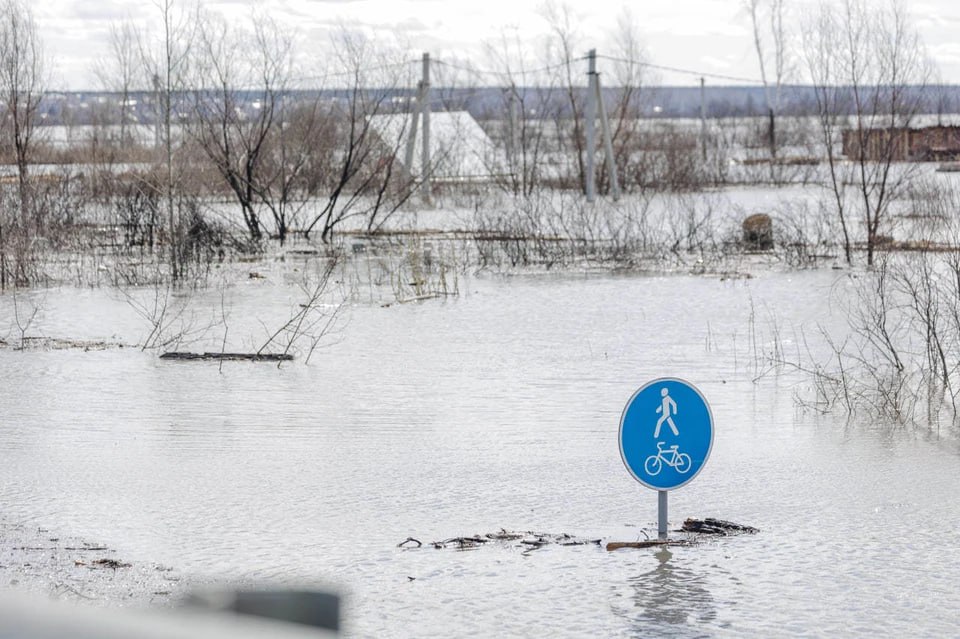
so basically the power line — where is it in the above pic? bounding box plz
[437,54,764,86]
[291,59,420,84]
[432,59,500,78]
[433,57,589,82]
[596,54,764,85]
[93,53,763,93]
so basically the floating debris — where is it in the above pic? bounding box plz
[91,558,132,569]
[432,536,488,550]
[681,518,760,535]
[397,537,422,548]
[607,518,759,551]
[405,521,758,555]
[1,337,128,352]
[401,529,602,553]
[65,545,109,551]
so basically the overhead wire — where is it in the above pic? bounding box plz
[596,54,764,85]
[432,56,589,83]
[432,54,764,86]
[290,59,420,84]
[254,52,763,90]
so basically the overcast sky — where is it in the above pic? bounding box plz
[33,0,960,91]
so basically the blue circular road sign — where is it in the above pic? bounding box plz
[619,378,714,491]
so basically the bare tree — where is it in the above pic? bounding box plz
[0,0,45,290]
[481,28,560,196]
[747,0,791,163]
[541,1,586,192]
[302,28,417,242]
[96,20,140,150]
[189,11,295,242]
[0,0,45,225]
[801,0,932,265]
[138,0,196,280]
[602,8,650,194]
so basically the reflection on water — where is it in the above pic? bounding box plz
[620,548,716,637]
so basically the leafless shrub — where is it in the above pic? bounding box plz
[801,0,933,265]
[10,287,42,348]
[119,282,220,351]
[257,254,348,365]
[770,198,840,267]
[625,124,709,191]
[471,191,741,272]
[784,245,960,427]
[0,171,90,289]
[114,180,161,252]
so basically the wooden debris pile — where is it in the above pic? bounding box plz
[0,337,127,351]
[606,518,759,551]
[398,529,602,553]
[400,520,759,555]
[680,517,760,535]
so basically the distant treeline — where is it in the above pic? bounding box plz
[39,84,960,127]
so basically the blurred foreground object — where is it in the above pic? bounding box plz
[183,589,340,632]
[0,589,339,638]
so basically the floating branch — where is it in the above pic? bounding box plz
[433,536,489,550]
[397,537,422,548]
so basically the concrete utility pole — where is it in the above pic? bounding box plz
[507,85,519,182]
[403,85,421,173]
[403,52,432,203]
[153,73,162,150]
[584,49,620,202]
[594,71,620,200]
[585,49,597,202]
[700,77,708,162]
[421,52,431,202]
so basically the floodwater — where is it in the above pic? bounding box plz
[1,267,959,637]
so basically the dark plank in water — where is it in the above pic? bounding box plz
[160,352,294,362]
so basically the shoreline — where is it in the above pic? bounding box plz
[0,517,189,606]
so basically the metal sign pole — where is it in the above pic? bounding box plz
[658,490,668,540]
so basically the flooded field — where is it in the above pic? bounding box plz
[2,266,959,636]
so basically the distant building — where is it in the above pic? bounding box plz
[368,111,507,182]
[842,125,960,162]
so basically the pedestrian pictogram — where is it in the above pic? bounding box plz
[654,387,679,438]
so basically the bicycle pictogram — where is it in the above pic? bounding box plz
[643,441,692,476]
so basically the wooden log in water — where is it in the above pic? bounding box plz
[606,540,690,551]
[159,352,294,362]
